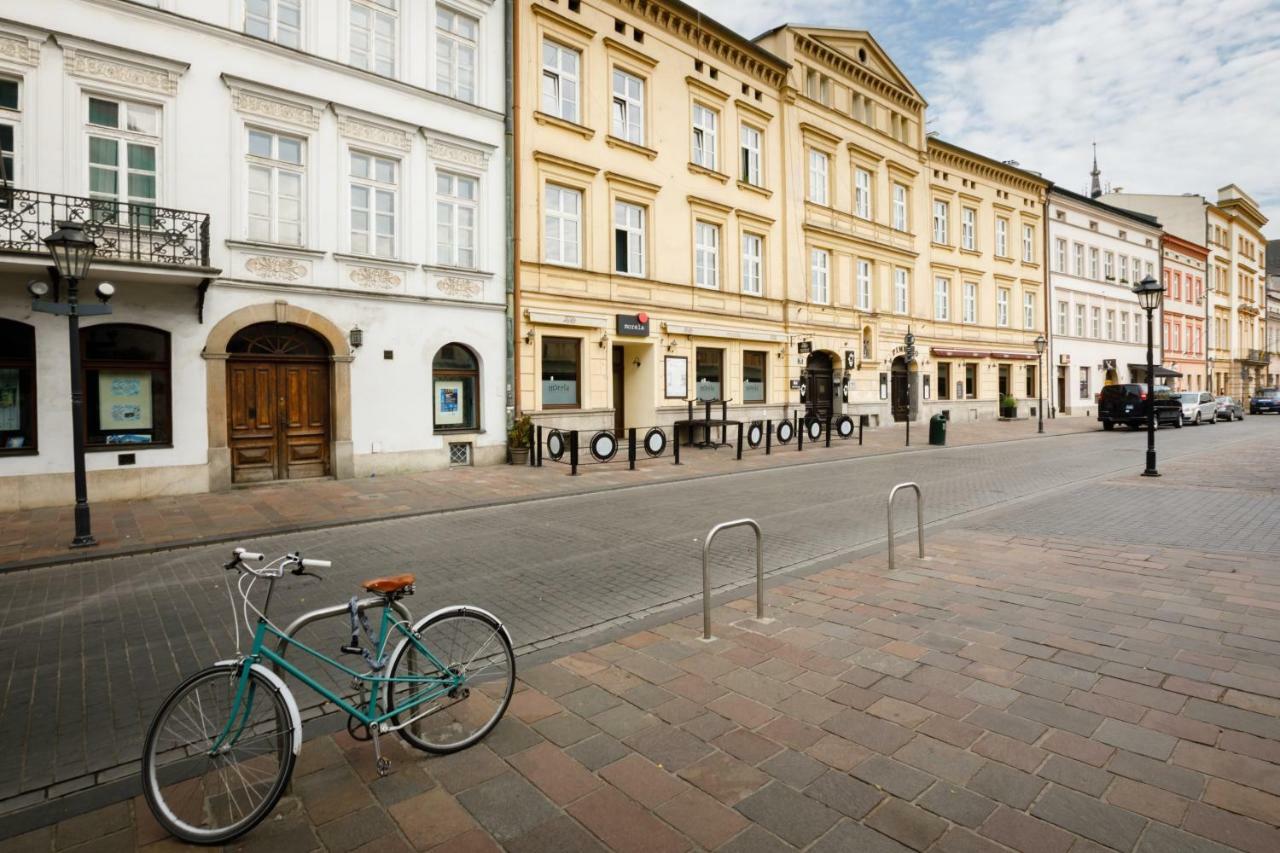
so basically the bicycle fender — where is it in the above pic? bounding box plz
[388,606,515,668]
[216,659,304,756]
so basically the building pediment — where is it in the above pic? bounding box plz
[793,28,923,106]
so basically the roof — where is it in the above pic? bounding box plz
[653,0,789,73]
[928,137,1049,191]
[1051,186,1163,230]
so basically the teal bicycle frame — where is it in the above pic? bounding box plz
[210,604,459,753]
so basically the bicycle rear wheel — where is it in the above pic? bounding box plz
[142,663,296,844]
[386,608,515,754]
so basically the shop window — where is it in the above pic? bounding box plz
[1025,365,1036,399]
[81,324,171,448]
[432,343,479,431]
[742,350,765,403]
[0,319,36,453]
[695,348,723,400]
[937,362,950,401]
[541,336,579,408]
[964,363,977,399]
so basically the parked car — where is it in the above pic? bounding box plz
[1250,388,1280,415]
[1215,396,1244,421]
[1176,391,1218,426]
[1098,384,1182,430]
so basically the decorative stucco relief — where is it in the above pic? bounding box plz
[0,34,39,67]
[65,49,179,95]
[245,255,307,282]
[338,116,413,152]
[437,277,483,298]
[350,266,402,291]
[232,90,320,129]
[427,139,489,169]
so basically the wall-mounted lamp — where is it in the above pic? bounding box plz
[666,338,677,352]
[349,325,364,349]
[524,328,534,345]
[632,357,642,369]
[599,333,610,349]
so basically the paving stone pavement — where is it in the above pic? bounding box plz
[0,419,1273,814]
[5,526,1280,852]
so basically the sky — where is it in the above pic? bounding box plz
[686,0,1280,238]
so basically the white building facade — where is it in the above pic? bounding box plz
[1047,188,1162,418]
[0,0,509,511]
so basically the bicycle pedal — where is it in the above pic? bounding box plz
[340,644,363,656]
[376,757,391,777]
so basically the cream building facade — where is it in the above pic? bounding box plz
[514,0,790,435]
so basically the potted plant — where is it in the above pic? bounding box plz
[1000,394,1018,419]
[508,413,533,465]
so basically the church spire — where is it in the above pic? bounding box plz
[1089,142,1102,199]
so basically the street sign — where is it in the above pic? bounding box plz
[797,341,813,354]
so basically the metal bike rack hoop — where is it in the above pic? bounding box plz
[701,518,765,641]
[887,482,925,570]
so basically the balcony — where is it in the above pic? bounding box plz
[0,188,213,277]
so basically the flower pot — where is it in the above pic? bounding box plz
[1000,406,1017,418]
[509,446,530,465]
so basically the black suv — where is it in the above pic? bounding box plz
[1250,388,1280,415]
[1098,384,1182,430]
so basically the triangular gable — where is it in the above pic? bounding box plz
[796,27,922,103]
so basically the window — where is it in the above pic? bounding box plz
[1023,292,1035,329]
[1073,243,1084,276]
[892,184,908,231]
[0,320,36,454]
[739,124,761,185]
[997,287,1009,327]
[934,276,950,320]
[247,128,304,245]
[1104,251,1114,280]
[691,104,718,170]
[741,233,763,295]
[246,0,301,48]
[808,149,828,205]
[1119,255,1129,282]
[695,348,723,401]
[349,151,397,257]
[436,7,478,102]
[1105,309,1115,340]
[1078,366,1089,400]
[854,168,871,219]
[996,218,1008,257]
[964,363,977,399]
[695,221,720,288]
[894,268,908,314]
[613,201,644,277]
[961,207,976,250]
[1170,323,1180,352]
[938,362,951,400]
[541,337,580,407]
[1089,247,1099,280]
[743,350,766,403]
[432,343,479,431]
[87,96,159,222]
[435,171,478,268]
[1055,238,1066,272]
[810,248,830,304]
[611,69,643,143]
[933,201,949,244]
[350,0,397,76]
[1090,306,1101,338]
[852,259,871,310]
[1025,364,1036,399]
[962,282,977,324]
[541,40,580,122]
[1023,225,1035,262]
[1075,304,1085,337]
[0,77,17,185]
[1056,300,1067,335]
[544,184,581,266]
[1120,311,1128,342]
[82,324,171,448]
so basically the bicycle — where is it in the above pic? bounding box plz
[140,547,516,844]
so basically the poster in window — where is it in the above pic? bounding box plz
[98,371,153,430]
[434,379,465,426]
[664,356,687,399]
[0,368,18,432]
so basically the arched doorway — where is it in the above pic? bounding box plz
[804,351,834,423]
[891,356,909,422]
[226,322,332,483]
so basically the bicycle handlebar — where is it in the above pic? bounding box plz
[300,558,331,570]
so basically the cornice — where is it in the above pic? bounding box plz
[798,122,841,149]
[734,97,774,124]
[602,35,658,70]
[686,194,734,216]
[604,170,661,195]
[927,140,1048,197]
[532,150,600,177]
[793,32,922,113]
[55,33,188,95]
[530,3,597,41]
[686,75,729,103]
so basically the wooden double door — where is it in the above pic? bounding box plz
[228,359,330,483]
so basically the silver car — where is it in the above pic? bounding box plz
[1177,391,1218,426]
[1215,396,1244,421]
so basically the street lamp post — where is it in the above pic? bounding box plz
[903,329,916,447]
[29,223,113,548]
[1034,334,1046,434]
[1133,275,1163,478]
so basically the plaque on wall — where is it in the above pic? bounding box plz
[879,372,889,400]
[664,356,688,399]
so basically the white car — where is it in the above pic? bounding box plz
[1177,391,1218,426]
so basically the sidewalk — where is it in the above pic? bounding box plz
[0,417,1094,571]
[7,528,1278,852]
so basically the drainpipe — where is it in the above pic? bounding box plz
[1043,186,1053,417]
[505,0,519,424]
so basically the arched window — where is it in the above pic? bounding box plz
[0,319,36,453]
[432,343,478,431]
[81,324,171,447]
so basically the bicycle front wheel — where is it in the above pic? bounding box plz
[386,608,515,754]
[142,663,296,844]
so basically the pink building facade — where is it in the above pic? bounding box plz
[1162,233,1209,391]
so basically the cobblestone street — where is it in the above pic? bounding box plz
[1,419,1279,852]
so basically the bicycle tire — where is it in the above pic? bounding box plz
[142,663,296,845]
[386,608,515,754]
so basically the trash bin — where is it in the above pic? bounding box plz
[929,413,947,446]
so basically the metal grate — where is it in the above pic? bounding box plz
[448,442,472,466]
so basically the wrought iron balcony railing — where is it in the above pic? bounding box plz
[0,187,210,268]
